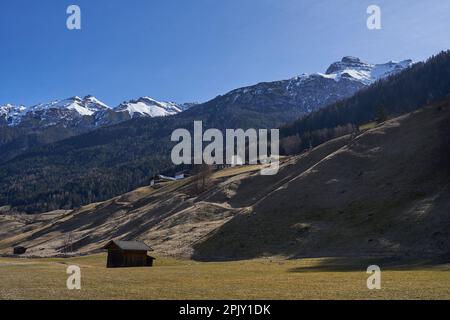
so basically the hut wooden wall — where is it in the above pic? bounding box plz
[107,250,151,268]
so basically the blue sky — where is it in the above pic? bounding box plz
[1,0,449,107]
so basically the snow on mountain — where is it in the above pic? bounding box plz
[0,96,112,128]
[178,102,198,112]
[0,56,411,130]
[322,56,413,85]
[114,97,182,118]
[0,104,28,126]
[82,95,111,111]
[0,95,193,129]
[31,95,110,117]
[217,56,413,117]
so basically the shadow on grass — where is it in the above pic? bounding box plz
[287,256,450,273]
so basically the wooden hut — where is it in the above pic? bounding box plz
[102,240,155,268]
[13,246,27,255]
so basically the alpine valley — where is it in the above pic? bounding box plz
[2,1,450,301]
[0,50,449,265]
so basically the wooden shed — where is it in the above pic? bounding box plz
[102,240,155,268]
[13,246,27,255]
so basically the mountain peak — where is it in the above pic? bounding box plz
[114,96,183,118]
[69,96,82,102]
[82,95,110,110]
[325,56,370,75]
[341,56,363,63]
[324,56,412,84]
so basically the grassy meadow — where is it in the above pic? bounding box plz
[0,254,448,300]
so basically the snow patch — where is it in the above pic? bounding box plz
[114,97,182,118]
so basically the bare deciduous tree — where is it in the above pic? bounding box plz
[192,164,213,194]
[62,232,74,256]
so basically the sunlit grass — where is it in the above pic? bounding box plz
[359,121,378,131]
[0,254,448,300]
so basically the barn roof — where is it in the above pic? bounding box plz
[103,240,152,251]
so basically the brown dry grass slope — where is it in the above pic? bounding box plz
[194,103,450,262]
[0,136,350,258]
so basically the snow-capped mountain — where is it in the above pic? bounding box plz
[1,56,412,132]
[0,104,28,126]
[1,96,111,130]
[114,97,182,118]
[0,96,110,127]
[323,56,413,84]
[32,95,110,116]
[0,95,193,130]
[215,56,412,117]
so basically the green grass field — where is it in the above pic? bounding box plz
[0,254,448,300]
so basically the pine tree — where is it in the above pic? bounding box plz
[376,105,388,123]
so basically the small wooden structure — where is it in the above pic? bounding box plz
[13,246,27,255]
[103,240,155,268]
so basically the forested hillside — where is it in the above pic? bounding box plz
[280,51,450,153]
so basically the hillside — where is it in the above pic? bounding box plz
[195,101,450,261]
[1,99,449,262]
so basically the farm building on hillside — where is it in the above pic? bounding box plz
[103,240,155,268]
[13,246,27,255]
[150,170,191,186]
